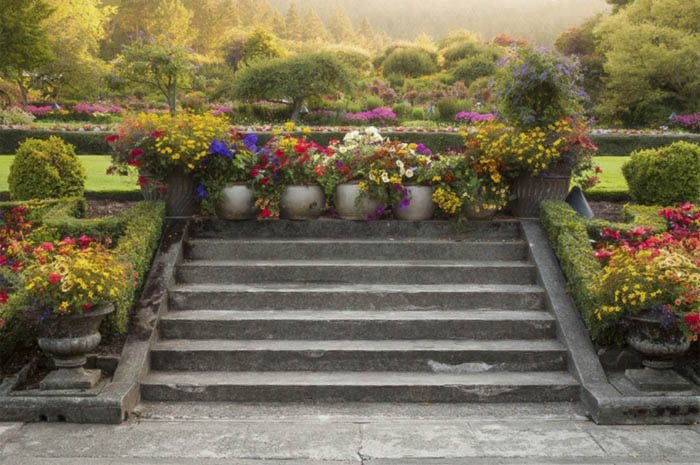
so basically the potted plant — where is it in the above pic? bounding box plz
[10,236,132,390]
[385,142,438,221]
[270,133,328,220]
[106,112,230,217]
[197,134,256,220]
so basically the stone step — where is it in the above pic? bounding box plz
[190,219,522,241]
[184,239,529,262]
[176,260,538,285]
[160,310,556,340]
[140,371,579,403]
[149,339,567,372]
[168,283,546,311]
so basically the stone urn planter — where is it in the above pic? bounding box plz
[164,171,197,217]
[280,185,325,220]
[394,185,435,220]
[216,183,254,220]
[464,198,499,220]
[335,182,380,220]
[513,160,571,217]
[623,311,692,392]
[37,304,115,390]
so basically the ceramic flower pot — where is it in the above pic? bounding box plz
[280,185,325,220]
[394,185,435,220]
[335,183,380,220]
[164,171,197,217]
[37,304,115,390]
[513,160,571,217]
[216,183,254,220]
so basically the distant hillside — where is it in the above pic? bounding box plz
[267,0,611,45]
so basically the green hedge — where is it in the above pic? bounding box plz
[590,134,700,157]
[0,129,111,154]
[0,199,165,359]
[540,200,668,346]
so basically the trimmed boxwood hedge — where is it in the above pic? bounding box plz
[0,199,165,360]
[3,128,700,157]
[540,200,668,346]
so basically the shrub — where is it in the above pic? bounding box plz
[443,42,482,65]
[0,106,35,125]
[451,56,496,85]
[8,137,86,200]
[622,141,700,205]
[411,108,425,120]
[382,48,437,78]
[392,103,412,119]
[364,96,384,110]
[436,99,460,121]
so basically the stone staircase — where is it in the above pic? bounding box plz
[140,220,579,403]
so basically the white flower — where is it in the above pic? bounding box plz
[381,173,390,183]
[405,169,414,179]
[396,160,404,169]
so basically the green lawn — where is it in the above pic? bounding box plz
[0,155,139,192]
[586,156,629,193]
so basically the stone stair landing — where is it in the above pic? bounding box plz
[141,220,579,403]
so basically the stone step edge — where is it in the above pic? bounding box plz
[169,283,545,293]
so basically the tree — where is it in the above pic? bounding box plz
[113,37,198,116]
[0,0,53,104]
[225,52,352,120]
[438,29,480,50]
[606,0,634,12]
[595,0,700,124]
[183,0,239,55]
[356,16,374,45]
[240,28,286,66]
[284,2,303,41]
[328,4,355,43]
[382,47,437,78]
[303,9,331,42]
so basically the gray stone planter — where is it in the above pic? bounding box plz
[138,169,164,201]
[164,172,197,218]
[513,161,571,217]
[394,185,435,220]
[624,311,692,392]
[37,304,115,390]
[335,183,380,220]
[216,183,254,220]
[280,185,325,220]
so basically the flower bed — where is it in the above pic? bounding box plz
[0,199,165,359]
[541,200,700,346]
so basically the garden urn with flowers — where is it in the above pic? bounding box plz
[15,236,132,390]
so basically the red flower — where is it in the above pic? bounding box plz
[79,234,93,247]
[82,303,93,310]
[40,242,54,251]
[130,149,144,157]
[137,176,149,186]
[105,135,119,142]
[250,168,259,177]
[49,273,61,283]
[260,177,270,185]
[151,130,166,138]
[595,165,603,174]
[0,294,7,305]
[128,158,142,167]
[106,166,115,175]
[261,209,271,217]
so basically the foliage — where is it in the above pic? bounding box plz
[496,45,585,128]
[451,56,497,86]
[0,0,54,104]
[0,130,112,155]
[113,36,198,116]
[622,141,700,206]
[8,137,86,201]
[240,28,287,66]
[0,107,35,125]
[381,48,437,79]
[106,112,230,186]
[595,0,700,126]
[224,52,352,121]
[442,41,484,65]
[671,114,700,133]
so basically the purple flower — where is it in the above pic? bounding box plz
[196,184,208,199]
[209,140,233,157]
[244,134,258,151]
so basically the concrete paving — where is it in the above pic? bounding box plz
[2,402,699,464]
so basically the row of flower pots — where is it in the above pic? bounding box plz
[216,182,439,221]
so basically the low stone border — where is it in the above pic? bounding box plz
[521,219,700,425]
[0,219,189,424]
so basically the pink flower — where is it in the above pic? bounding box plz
[49,273,61,283]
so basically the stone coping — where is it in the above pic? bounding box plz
[0,219,189,424]
[521,219,700,425]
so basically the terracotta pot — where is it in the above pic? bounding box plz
[513,160,571,217]
[164,172,197,217]
[37,304,115,390]
[216,183,254,220]
[280,185,325,220]
[394,185,435,220]
[335,183,380,220]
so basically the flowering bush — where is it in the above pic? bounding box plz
[496,45,585,128]
[592,204,700,340]
[670,113,700,132]
[106,112,230,187]
[454,112,495,124]
[345,108,397,125]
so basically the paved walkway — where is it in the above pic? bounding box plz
[1,402,699,464]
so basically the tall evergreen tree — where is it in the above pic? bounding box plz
[303,9,331,42]
[328,4,355,43]
[284,2,303,41]
[357,16,374,42]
